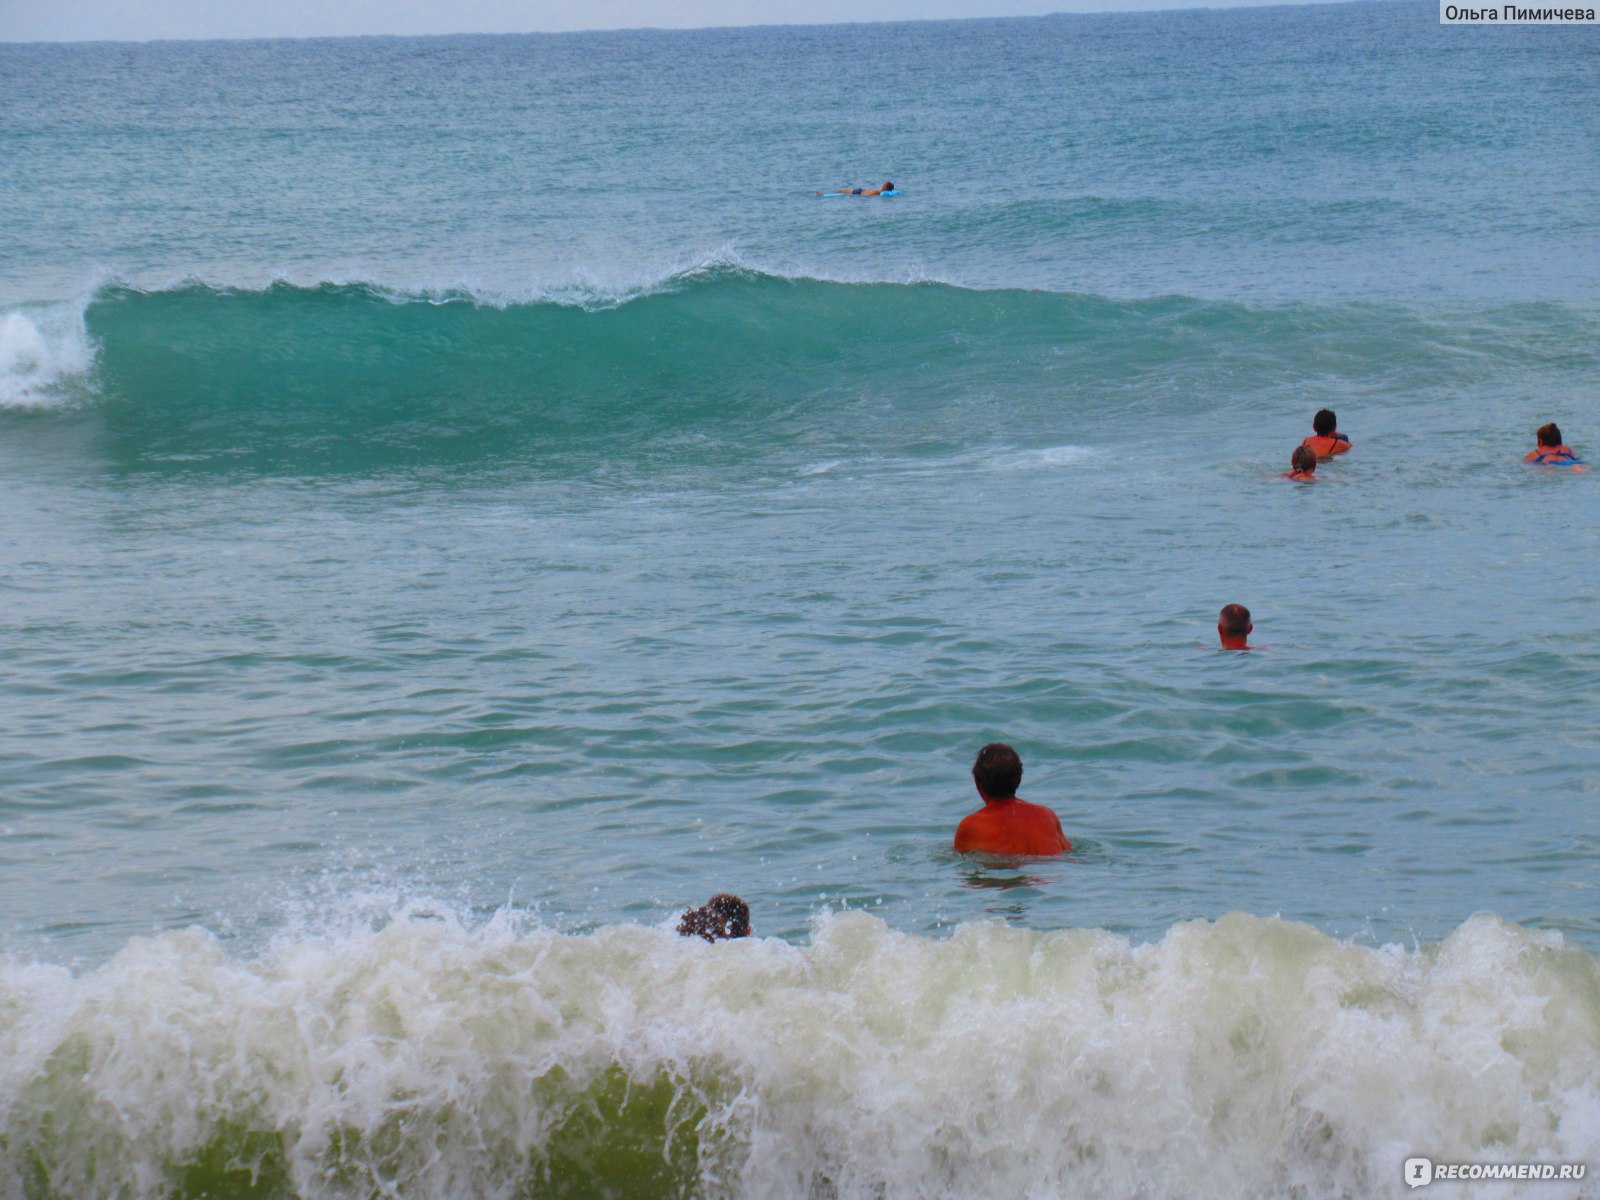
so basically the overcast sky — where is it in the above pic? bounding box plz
[2,0,1303,43]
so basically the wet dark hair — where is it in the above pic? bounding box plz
[1291,445,1317,473]
[676,893,751,942]
[1312,409,1337,436]
[883,182,894,191]
[1537,422,1563,447]
[1219,604,1252,635]
[972,742,1022,799]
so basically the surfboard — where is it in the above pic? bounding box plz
[818,190,901,197]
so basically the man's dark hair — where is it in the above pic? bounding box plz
[677,893,750,942]
[883,182,894,190]
[1219,604,1251,635]
[1537,422,1563,446]
[972,742,1022,799]
[1312,409,1337,436]
[1291,445,1317,473]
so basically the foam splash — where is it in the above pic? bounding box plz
[2,908,1596,1199]
[994,443,1098,471]
[0,302,95,408]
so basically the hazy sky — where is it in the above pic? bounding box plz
[1,0,1299,43]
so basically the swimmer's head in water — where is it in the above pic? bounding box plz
[972,742,1022,799]
[1537,422,1564,446]
[1218,603,1252,637]
[1313,409,1337,436]
[1291,445,1317,473]
[883,182,894,191]
[676,893,751,942]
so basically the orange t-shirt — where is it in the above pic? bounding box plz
[1301,434,1350,457]
[954,797,1072,856]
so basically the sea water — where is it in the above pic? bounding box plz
[2,4,1599,1196]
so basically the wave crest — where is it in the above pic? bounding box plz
[3,907,1597,1200]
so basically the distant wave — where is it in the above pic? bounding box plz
[40,250,966,314]
[2,905,1595,1200]
[3,272,1595,474]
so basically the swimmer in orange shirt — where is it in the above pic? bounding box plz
[953,743,1072,856]
[1284,445,1317,481]
[1524,422,1584,469]
[1218,603,1252,650]
[1301,408,1351,458]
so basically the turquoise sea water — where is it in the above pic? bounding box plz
[3,4,1600,1196]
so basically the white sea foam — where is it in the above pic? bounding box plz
[2,907,1595,1200]
[0,302,95,408]
[992,443,1098,471]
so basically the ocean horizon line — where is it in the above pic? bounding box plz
[0,0,1400,49]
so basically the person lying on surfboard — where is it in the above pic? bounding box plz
[816,181,895,196]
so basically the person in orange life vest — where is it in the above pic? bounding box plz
[1218,603,1253,650]
[953,743,1072,856]
[1301,408,1351,458]
[1524,422,1583,469]
[1285,444,1318,481]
